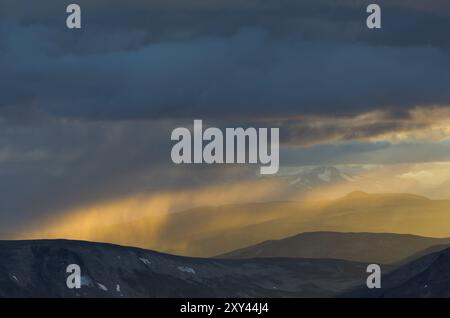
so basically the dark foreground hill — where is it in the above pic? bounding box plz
[344,247,450,298]
[217,232,450,264]
[0,239,370,298]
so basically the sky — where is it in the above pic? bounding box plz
[1,0,450,234]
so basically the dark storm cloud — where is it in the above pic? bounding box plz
[1,0,450,230]
[2,0,450,51]
[1,0,450,120]
[0,117,259,230]
[0,118,171,229]
[2,26,450,120]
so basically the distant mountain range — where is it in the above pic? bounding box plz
[281,166,353,191]
[19,192,450,257]
[0,239,369,298]
[217,232,450,264]
[278,164,450,200]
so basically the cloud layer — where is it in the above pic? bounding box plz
[1,0,450,120]
[1,1,450,231]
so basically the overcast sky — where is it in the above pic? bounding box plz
[1,0,450,231]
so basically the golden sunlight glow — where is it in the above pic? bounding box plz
[15,161,450,257]
[16,178,288,253]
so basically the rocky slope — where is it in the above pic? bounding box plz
[0,239,369,298]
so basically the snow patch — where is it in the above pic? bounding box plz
[177,266,196,274]
[317,169,332,182]
[139,257,151,265]
[340,172,356,182]
[97,283,108,291]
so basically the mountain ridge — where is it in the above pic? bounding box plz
[216,232,450,264]
[0,239,369,297]
[18,191,450,257]
[344,246,450,298]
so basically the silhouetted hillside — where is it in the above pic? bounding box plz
[217,232,450,264]
[344,247,450,298]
